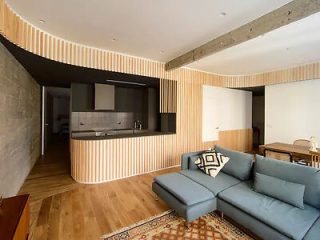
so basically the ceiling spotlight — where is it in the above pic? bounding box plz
[220,12,227,17]
[160,50,164,54]
[39,19,46,23]
[111,38,117,42]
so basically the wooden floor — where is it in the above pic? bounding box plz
[19,138,178,240]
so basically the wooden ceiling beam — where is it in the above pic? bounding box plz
[165,0,320,71]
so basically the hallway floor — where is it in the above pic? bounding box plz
[19,138,178,240]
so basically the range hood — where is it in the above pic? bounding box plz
[94,83,115,110]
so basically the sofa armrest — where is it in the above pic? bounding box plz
[181,151,206,170]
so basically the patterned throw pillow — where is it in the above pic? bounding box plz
[195,150,230,177]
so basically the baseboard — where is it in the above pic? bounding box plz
[74,165,180,184]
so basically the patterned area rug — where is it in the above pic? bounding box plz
[102,211,253,240]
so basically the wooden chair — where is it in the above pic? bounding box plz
[293,139,311,147]
[293,139,311,165]
[264,149,293,162]
[311,151,320,168]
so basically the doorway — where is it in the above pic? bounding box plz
[42,86,71,155]
[251,87,265,150]
[238,86,265,152]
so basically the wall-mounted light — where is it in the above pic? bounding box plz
[105,80,146,86]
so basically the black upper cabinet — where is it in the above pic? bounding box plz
[72,83,148,113]
[71,83,94,112]
[115,87,144,112]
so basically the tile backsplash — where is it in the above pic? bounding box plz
[71,112,141,131]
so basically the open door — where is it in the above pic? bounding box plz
[41,87,54,155]
[45,91,54,151]
[41,86,70,155]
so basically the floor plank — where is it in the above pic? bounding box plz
[19,138,178,239]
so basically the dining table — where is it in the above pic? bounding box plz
[259,142,313,163]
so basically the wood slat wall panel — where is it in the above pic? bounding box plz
[70,64,252,183]
[1,0,320,88]
[160,79,177,113]
[223,62,320,88]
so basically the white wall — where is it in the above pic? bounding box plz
[202,85,252,142]
[265,79,320,144]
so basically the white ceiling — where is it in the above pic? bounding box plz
[188,13,320,75]
[7,0,320,75]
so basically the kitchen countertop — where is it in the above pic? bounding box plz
[72,128,133,133]
[71,130,175,140]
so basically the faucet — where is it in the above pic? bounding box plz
[134,120,142,130]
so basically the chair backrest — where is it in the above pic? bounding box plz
[311,151,320,168]
[293,139,311,147]
[264,149,292,162]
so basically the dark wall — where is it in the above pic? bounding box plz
[70,82,176,133]
[161,113,176,133]
[71,83,162,130]
[147,88,159,130]
[115,87,144,113]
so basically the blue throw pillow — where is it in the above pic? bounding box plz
[214,145,253,180]
[254,172,305,209]
[255,154,320,209]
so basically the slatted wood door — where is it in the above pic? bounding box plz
[160,79,177,113]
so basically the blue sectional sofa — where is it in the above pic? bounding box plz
[152,145,320,240]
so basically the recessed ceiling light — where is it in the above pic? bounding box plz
[160,50,164,54]
[220,12,227,17]
[111,38,117,42]
[39,19,46,23]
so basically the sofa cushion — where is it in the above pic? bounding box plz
[218,199,292,240]
[254,172,305,209]
[256,155,320,209]
[154,173,214,205]
[189,155,200,170]
[303,217,320,240]
[152,182,217,222]
[219,182,320,240]
[214,145,253,180]
[180,170,241,196]
[181,151,206,170]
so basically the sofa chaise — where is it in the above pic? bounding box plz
[152,145,320,240]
